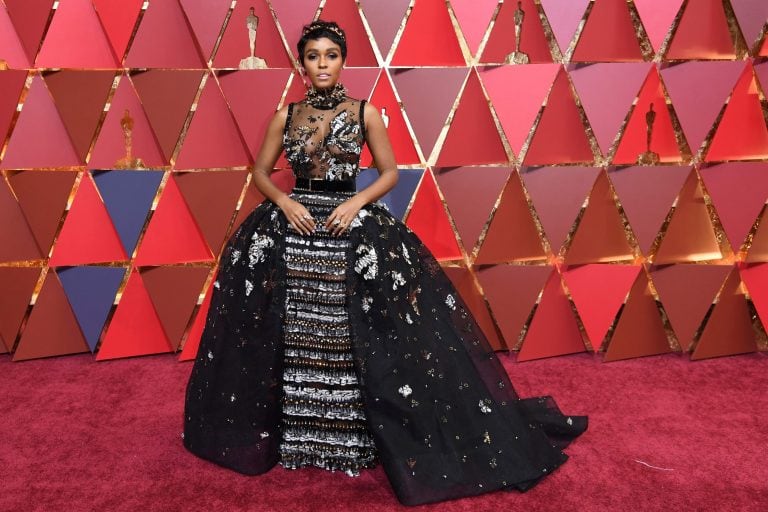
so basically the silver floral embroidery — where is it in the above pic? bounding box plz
[350,208,370,229]
[354,244,378,280]
[325,111,362,180]
[398,384,412,398]
[478,399,492,414]
[401,242,411,264]
[259,431,270,439]
[390,271,406,290]
[230,249,242,264]
[405,313,413,324]
[566,417,573,425]
[361,295,373,312]
[445,294,456,310]
[327,160,358,180]
[213,280,220,289]
[245,279,254,296]
[207,350,214,360]
[248,234,274,267]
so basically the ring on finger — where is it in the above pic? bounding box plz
[332,218,341,226]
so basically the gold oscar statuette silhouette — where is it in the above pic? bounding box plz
[380,107,390,128]
[239,7,268,69]
[505,1,530,65]
[638,103,660,165]
[0,58,7,70]
[114,109,146,169]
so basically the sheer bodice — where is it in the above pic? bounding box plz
[282,97,367,180]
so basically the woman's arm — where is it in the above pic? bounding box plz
[251,105,316,234]
[251,106,289,205]
[355,101,399,204]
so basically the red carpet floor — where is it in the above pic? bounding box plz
[1,351,767,512]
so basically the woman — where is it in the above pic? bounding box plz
[183,20,587,506]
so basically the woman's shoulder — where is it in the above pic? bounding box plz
[266,104,290,134]
[274,104,290,121]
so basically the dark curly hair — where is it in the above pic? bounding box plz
[297,20,347,65]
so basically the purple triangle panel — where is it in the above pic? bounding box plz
[92,170,164,256]
[57,266,126,351]
[357,168,423,220]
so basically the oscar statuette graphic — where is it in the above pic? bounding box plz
[505,1,530,64]
[0,58,7,70]
[638,103,660,165]
[380,107,390,128]
[239,7,268,69]
[114,109,146,169]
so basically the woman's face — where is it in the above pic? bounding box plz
[301,37,344,89]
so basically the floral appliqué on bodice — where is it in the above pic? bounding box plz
[282,98,367,180]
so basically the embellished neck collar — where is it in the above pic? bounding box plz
[305,82,347,109]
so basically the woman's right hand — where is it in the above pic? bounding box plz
[277,196,316,235]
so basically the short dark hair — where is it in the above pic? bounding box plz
[297,20,347,65]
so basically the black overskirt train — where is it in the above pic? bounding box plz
[183,188,588,506]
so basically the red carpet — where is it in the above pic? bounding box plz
[1,351,767,511]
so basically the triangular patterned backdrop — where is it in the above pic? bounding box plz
[1,0,767,362]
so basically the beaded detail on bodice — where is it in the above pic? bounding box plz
[282,97,367,180]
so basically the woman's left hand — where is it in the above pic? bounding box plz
[325,197,365,236]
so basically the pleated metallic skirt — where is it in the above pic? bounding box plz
[278,189,378,477]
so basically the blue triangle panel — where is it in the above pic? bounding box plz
[57,266,126,351]
[92,170,164,256]
[357,168,424,220]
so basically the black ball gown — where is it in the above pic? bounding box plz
[182,82,587,506]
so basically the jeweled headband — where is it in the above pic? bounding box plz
[302,22,346,42]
